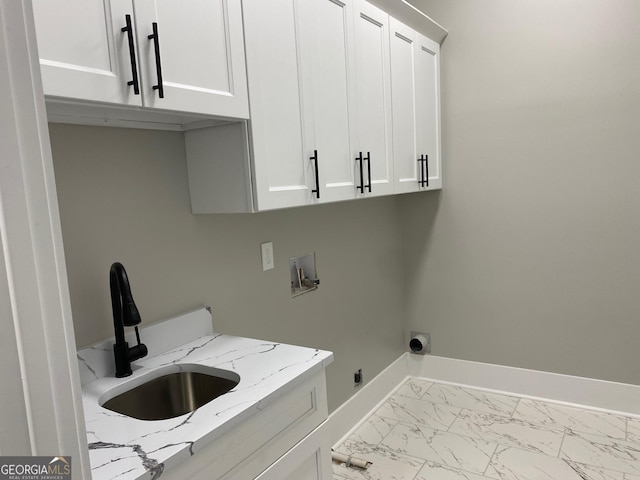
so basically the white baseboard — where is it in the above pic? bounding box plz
[326,354,409,446]
[408,354,640,416]
[326,353,640,445]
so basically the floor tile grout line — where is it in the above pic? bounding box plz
[481,437,501,477]
[408,458,427,480]
[626,416,629,442]
[557,428,568,459]
[511,396,522,419]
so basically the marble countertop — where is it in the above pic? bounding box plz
[78,310,333,480]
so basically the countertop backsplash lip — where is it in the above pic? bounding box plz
[77,308,334,480]
[76,307,214,386]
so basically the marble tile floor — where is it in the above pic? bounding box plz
[332,377,640,480]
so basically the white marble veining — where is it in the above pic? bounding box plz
[628,418,640,444]
[394,378,433,400]
[348,415,398,447]
[513,399,627,439]
[376,395,460,431]
[380,423,496,474]
[78,309,333,480]
[485,445,623,480]
[448,409,565,456]
[560,430,640,476]
[422,383,519,417]
[333,378,640,480]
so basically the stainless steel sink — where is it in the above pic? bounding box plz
[101,365,240,421]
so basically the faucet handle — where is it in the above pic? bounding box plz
[128,343,148,362]
[114,341,148,377]
[123,301,141,326]
[130,326,148,361]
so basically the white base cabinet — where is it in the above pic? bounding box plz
[158,371,332,480]
[255,425,332,480]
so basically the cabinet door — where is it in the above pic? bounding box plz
[254,427,332,480]
[389,17,420,194]
[256,449,325,480]
[133,0,249,118]
[390,18,441,193]
[242,0,314,211]
[415,33,442,190]
[299,0,358,204]
[33,0,142,106]
[354,0,394,197]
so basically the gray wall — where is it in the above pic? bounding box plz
[49,123,405,411]
[403,0,640,383]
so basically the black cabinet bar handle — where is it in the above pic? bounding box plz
[424,154,429,187]
[365,151,372,193]
[311,150,320,199]
[356,152,364,193]
[417,154,429,187]
[148,22,164,98]
[121,15,140,95]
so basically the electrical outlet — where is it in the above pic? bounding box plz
[261,242,274,271]
[354,368,363,387]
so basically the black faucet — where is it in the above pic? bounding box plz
[110,262,147,377]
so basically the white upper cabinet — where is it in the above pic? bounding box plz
[389,16,441,193]
[132,0,248,118]
[236,0,359,211]
[353,0,394,197]
[241,0,313,211]
[298,0,358,204]
[187,0,445,213]
[415,33,442,190]
[33,0,141,107]
[33,0,249,119]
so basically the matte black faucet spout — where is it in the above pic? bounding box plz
[110,262,147,377]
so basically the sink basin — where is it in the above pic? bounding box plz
[100,364,240,421]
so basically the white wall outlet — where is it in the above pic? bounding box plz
[261,242,274,271]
